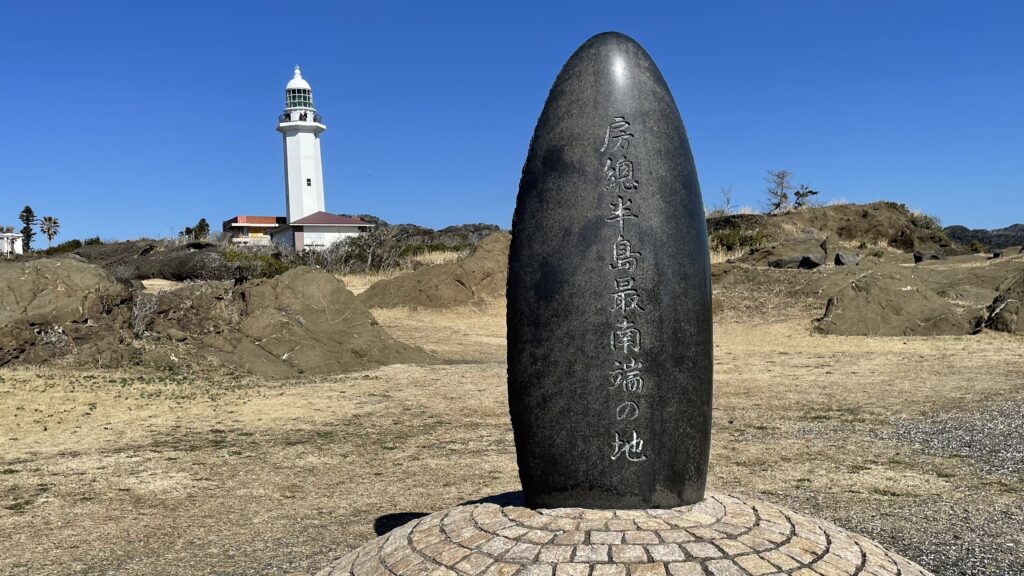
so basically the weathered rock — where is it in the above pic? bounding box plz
[816,265,982,336]
[74,240,243,282]
[508,32,712,508]
[799,253,825,269]
[894,226,917,251]
[979,273,1024,334]
[766,251,824,269]
[753,240,826,269]
[914,251,945,264]
[834,251,861,266]
[357,232,509,309]
[0,259,132,366]
[149,266,439,375]
[767,256,803,269]
[0,259,437,376]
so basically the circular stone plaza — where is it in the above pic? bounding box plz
[317,492,933,576]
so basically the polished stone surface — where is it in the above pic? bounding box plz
[507,32,712,508]
[316,492,934,576]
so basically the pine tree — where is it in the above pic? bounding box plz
[193,218,210,240]
[18,205,36,252]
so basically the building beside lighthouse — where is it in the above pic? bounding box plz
[222,66,372,251]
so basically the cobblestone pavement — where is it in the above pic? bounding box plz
[317,493,932,576]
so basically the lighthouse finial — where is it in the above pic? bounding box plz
[294,65,302,77]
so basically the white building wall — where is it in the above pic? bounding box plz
[301,226,363,250]
[282,129,326,222]
[0,234,23,256]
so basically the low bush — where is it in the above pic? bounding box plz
[222,248,291,278]
[43,239,83,255]
[909,211,943,232]
[708,227,768,252]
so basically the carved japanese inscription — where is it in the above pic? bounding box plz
[508,32,713,509]
[602,116,646,463]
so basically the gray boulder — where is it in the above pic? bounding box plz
[834,252,861,266]
[913,251,945,264]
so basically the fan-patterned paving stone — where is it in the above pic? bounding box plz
[316,493,933,576]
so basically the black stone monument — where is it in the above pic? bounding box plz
[508,32,712,509]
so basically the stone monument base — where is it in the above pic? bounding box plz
[317,492,932,576]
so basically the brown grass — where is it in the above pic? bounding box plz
[338,249,469,295]
[709,246,747,264]
[1,301,1022,575]
[407,249,467,267]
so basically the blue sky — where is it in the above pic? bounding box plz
[2,1,1021,241]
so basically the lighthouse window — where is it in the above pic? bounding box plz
[306,178,312,187]
[286,88,313,108]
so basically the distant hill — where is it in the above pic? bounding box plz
[706,201,951,253]
[944,224,1024,250]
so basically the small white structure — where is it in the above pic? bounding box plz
[223,66,372,252]
[0,232,23,258]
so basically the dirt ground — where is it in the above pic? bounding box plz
[2,300,1023,576]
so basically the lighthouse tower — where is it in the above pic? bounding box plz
[277,66,327,223]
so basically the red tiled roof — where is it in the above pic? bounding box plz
[237,215,285,225]
[223,215,287,227]
[290,211,373,226]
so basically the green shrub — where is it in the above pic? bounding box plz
[709,228,768,252]
[43,238,83,255]
[908,211,942,231]
[968,240,985,253]
[222,250,291,278]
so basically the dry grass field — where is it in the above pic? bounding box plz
[338,249,469,294]
[2,300,1023,575]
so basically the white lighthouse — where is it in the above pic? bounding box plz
[223,66,372,251]
[277,66,327,222]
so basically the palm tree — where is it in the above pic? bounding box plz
[39,216,60,248]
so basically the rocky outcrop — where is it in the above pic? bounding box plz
[1,260,436,376]
[358,232,510,308]
[0,259,132,366]
[815,265,984,336]
[73,240,245,282]
[977,273,1024,334]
